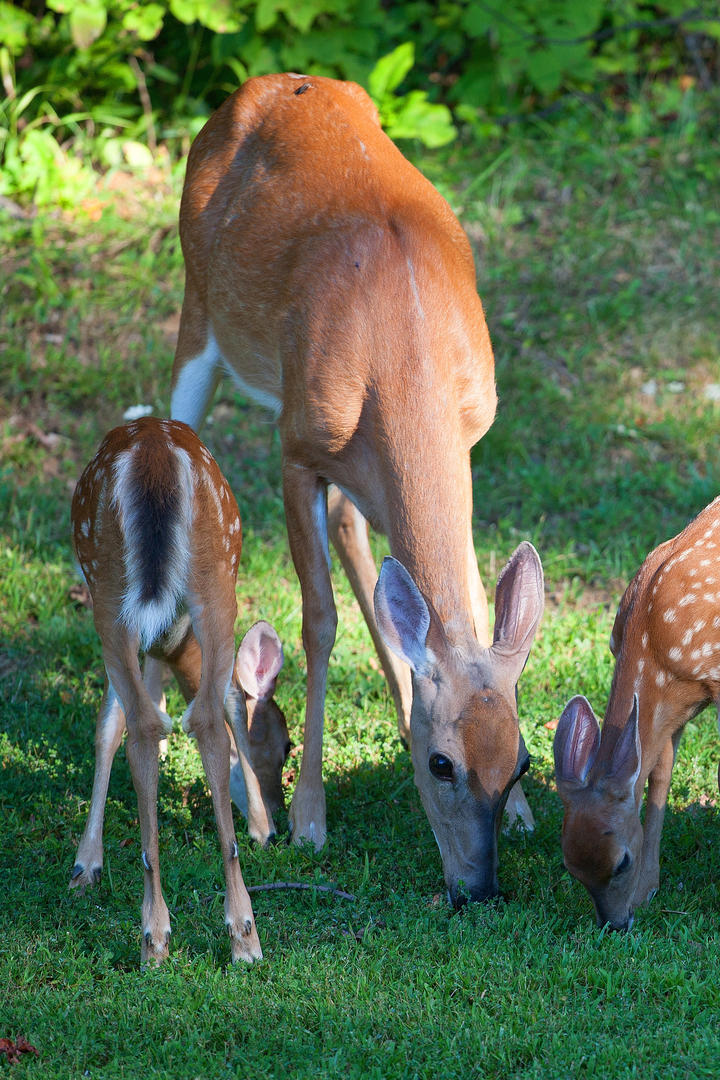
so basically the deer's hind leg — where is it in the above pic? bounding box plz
[70,675,126,891]
[183,586,263,963]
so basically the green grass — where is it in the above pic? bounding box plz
[1,97,720,1077]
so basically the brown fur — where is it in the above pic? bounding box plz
[169,73,543,901]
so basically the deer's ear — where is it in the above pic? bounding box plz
[490,541,544,685]
[374,557,445,678]
[235,621,284,700]
[554,695,601,789]
[606,694,641,794]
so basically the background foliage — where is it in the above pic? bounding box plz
[2,1,720,205]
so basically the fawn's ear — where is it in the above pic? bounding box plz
[606,694,641,795]
[235,621,284,700]
[554,695,601,790]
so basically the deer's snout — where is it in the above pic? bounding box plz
[449,877,502,910]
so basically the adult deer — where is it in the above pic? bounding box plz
[554,497,720,930]
[169,73,544,906]
[71,417,289,963]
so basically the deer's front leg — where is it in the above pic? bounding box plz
[633,734,677,908]
[283,464,337,851]
[327,487,413,747]
[70,677,126,891]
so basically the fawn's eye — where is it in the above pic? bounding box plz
[612,852,631,877]
[429,753,454,781]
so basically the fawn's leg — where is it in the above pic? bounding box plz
[184,591,263,962]
[104,630,173,964]
[70,675,126,890]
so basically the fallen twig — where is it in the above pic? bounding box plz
[247,881,355,901]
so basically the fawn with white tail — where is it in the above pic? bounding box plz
[167,72,544,906]
[70,417,289,963]
[554,497,720,930]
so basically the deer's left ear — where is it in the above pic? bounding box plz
[554,695,601,790]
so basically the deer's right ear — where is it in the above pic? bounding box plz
[374,557,437,678]
[607,693,641,793]
[554,695,601,788]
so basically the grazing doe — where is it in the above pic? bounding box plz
[168,72,545,905]
[70,417,289,963]
[554,497,720,929]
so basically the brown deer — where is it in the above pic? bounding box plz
[554,496,720,929]
[167,72,544,906]
[70,417,289,963]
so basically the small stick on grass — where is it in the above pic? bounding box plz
[247,881,356,901]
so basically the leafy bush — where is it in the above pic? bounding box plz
[1,1,719,204]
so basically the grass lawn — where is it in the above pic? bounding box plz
[1,95,720,1077]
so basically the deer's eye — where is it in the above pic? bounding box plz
[612,852,631,877]
[429,753,454,781]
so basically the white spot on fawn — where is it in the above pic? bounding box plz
[655,671,667,687]
[663,609,677,623]
[678,594,697,607]
[668,647,683,661]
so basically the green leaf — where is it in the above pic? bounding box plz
[525,47,564,95]
[384,91,456,148]
[282,0,325,34]
[368,42,415,99]
[0,2,34,53]
[69,1,107,50]
[462,5,493,37]
[169,0,203,26]
[255,0,280,32]
[121,138,154,168]
[200,0,244,34]
[122,3,165,41]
